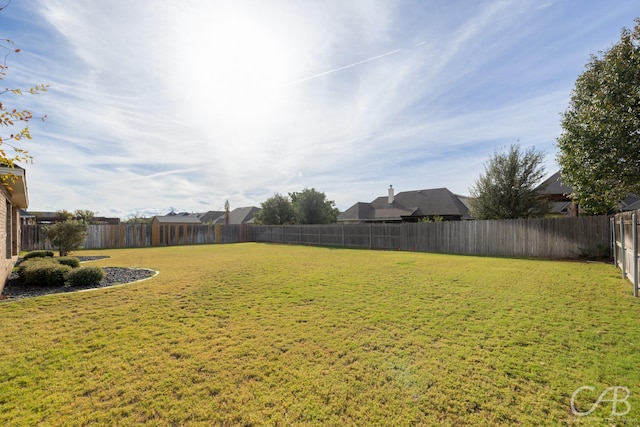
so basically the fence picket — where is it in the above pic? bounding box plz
[612,210,640,296]
[22,216,610,260]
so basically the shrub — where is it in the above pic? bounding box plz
[43,220,88,256]
[23,263,72,287]
[17,258,54,281]
[23,250,55,260]
[65,266,105,287]
[58,256,81,268]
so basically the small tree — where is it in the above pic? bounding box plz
[73,209,95,224]
[289,188,339,224]
[55,210,73,221]
[123,213,152,224]
[255,193,296,225]
[469,144,550,219]
[44,219,88,256]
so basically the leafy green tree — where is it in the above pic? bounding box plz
[123,213,152,224]
[557,18,640,214]
[44,220,88,256]
[469,144,550,219]
[289,188,339,224]
[55,210,73,221]
[254,193,296,225]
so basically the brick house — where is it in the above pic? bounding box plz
[0,165,28,294]
[338,185,471,223]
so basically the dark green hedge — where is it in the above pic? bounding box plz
[65,266,105,287]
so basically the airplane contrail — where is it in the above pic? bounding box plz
[289,48,403,85]
[112,168,195,184]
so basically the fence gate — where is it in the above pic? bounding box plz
[612,211,640,297]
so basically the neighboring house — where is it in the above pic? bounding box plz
[535,171,577,216]
[214,207,260,225]
[619,194,640,212]
[0,165,28,293]
[20,209,36,225]
[20,211,120,225]
[153,207,260,226]
[150,208,258,245]
[338,186,471,223]
[197,210,225,224]
[152,214,202,226]
[537,171,640,215]
[151,214,203,246]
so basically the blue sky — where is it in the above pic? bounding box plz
[1,0,638,218]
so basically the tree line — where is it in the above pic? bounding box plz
[254,188,339,225]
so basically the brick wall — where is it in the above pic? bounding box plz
[0,186,19,294]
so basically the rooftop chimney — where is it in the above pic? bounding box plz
[388,185,394,204]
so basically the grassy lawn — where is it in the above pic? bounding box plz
[1,243,638,426]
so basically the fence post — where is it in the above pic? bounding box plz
[633,213,638,298]
[369,223,372,249]
[621,217,626,279]
[342,224,345,248]
[611,217,616,267]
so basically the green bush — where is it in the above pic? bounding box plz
[65,266,105,287]
[58,256,81,268]
[17,258,54,281]
[23,263,72,287]
[19,261,50,285]
[23,250,55,260]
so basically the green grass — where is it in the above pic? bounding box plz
[1,243,638,425]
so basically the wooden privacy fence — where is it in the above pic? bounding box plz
[21,223,252,250]
[150,223,252,246]
[253,216,610,259]
[22,223,154,250]
[22,216,609,259]
[612,210,640,297]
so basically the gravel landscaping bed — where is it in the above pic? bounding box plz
[1,256,157,301]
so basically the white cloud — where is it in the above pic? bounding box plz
[1,0,635,216]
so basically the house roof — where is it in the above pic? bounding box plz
[198,210,225,223]
[0,165,28,208]
[538,171,640,213]
[394,188,470,217]
[153,215,202,224]
[550,201,574,215]
[537,171,573,196]
[338,187,470,222]
[338,202,374,222]
[213,207,260,224]
[620,194,640,212]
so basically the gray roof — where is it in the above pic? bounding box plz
[620,194,640,212]
[338,202,374,222]
[153,215,202,224]
[537,171,573,196]
[550,201,573,214]
[198,211,225,223]
[338,187,470,222]
[214,207,260,224]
